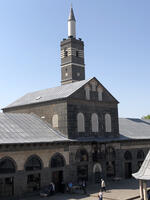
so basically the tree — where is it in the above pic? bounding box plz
[143,115,150,119]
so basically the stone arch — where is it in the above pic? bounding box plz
[50,153,66,168]
[77,112,85,132]
[93,163,102,173]
[75,148,89,162]
[0,156,17,174]
[52,114,58,128]
[25,155,42,192]
[93,163,102,183]
[91,113,99,132]
[105,113,112,132]
[24,154,43,171]
[137,150,145,160]
[124,151,132,160]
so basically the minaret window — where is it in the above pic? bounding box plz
[65,68,68,76]
[84,85,90,100]
[76,51,79,57]
[105,113,112,132]
[52,114,58,128]
[91,113,99,132]
[77,112,85,132]
[64,48,68,57]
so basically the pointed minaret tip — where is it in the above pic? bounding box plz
[68,5,76,38]
[68,5,76,21]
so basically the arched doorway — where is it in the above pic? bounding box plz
[75,148,89,182]
[0,157,16,197]
[93,163,102,183]
[50,153,65,192]
[124,151,132,179]
[106,147,116,178]
[25,155,42,192]
[137,150,145,169]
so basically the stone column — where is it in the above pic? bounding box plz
[40,167,51,187]
[14,171,27,196]
[139,180,144,199]
[143,181,147,200]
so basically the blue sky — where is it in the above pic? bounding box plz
[0,0,150,118]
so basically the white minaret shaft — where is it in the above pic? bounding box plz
[68,6,76,38]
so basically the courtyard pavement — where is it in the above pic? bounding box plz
[21,178,142,200]
[4,178,149,200]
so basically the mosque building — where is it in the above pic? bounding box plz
[0,7,150,197]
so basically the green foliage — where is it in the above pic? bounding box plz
[143,115,150,119]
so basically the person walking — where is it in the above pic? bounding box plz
[101,179,106,192]
[82,179,87,194]
[98,190,103,200]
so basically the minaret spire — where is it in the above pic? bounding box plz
[68,5,76,38]
[60,6,85,85]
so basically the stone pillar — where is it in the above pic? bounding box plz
[88,162,93,183]
[14,171,27,197]
[139,180,144,199]
[115,149,122,178]
[143,181,147,200]
[40,168,51,187]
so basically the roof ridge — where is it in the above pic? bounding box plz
[3,78,91,109]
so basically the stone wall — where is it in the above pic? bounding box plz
[67,99,119,138]
[0,140,150,197]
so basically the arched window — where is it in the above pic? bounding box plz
[97,87,103,101]
[137,150,144,168]
[64,48,68,57]
[51,153,65,168]
[91,80,97,91]
[137,150,145,160]
[124,151,132,160]
[76,51,79,57]
[105,113,112,132]
[52,114,58,128]
[75,149,89,162]
[77,112,85,132]
[91,113,99,132]
[0,158,16,174]
[84,85,90,100]
[25,155,42,171]
[106,147,116,161]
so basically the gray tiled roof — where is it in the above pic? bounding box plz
[3,79,90,109]
[132,150,150,180]
[0,113,68,144]
[0,113,150,145]
[119,118,150,139]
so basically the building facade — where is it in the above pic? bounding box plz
[0,7,150,197]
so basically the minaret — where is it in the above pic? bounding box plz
[60,6,85,85]
[68,6,76,38]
